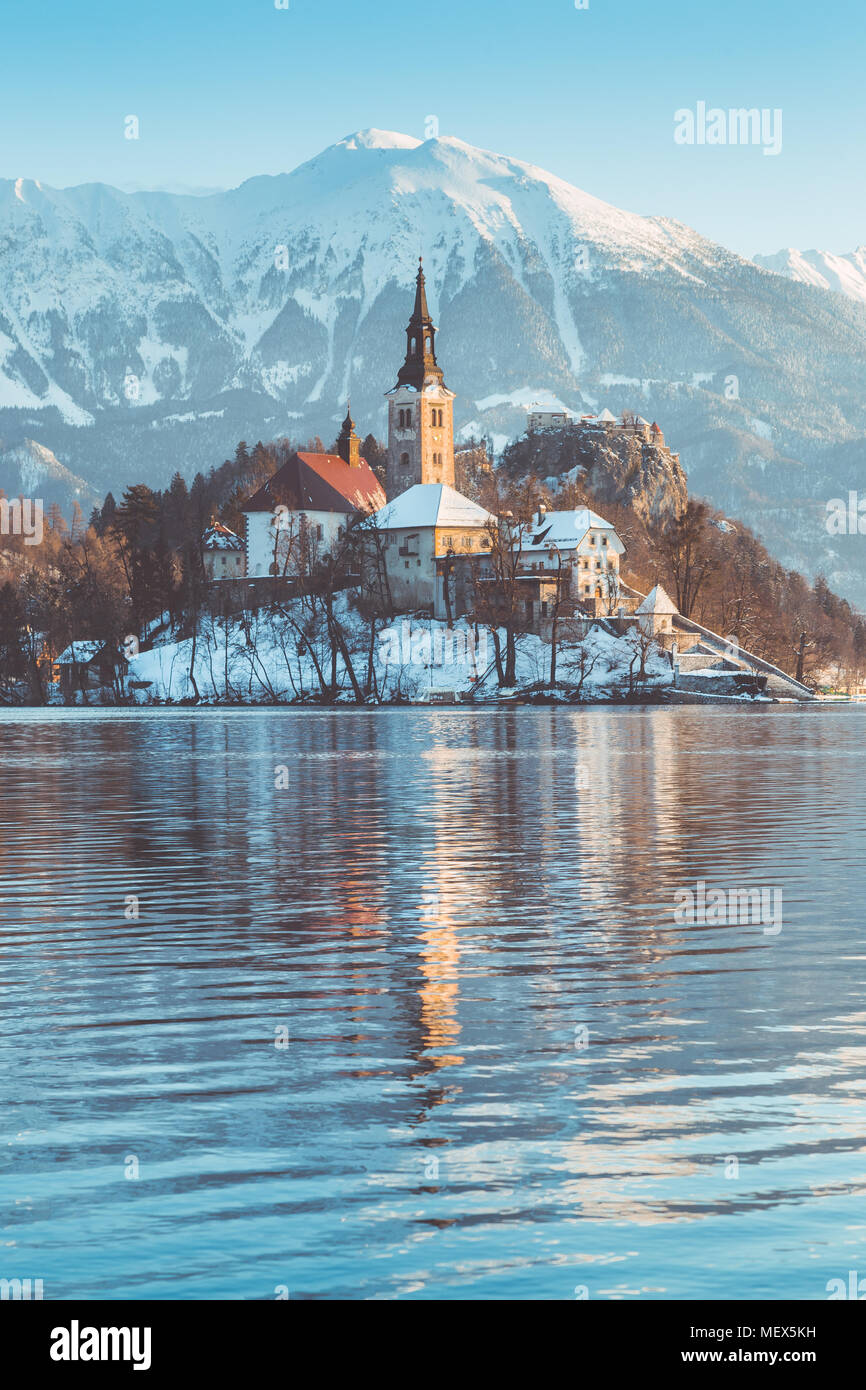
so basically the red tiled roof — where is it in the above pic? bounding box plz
[242,452,386,515]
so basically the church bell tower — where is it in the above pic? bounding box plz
[386,258,455,496]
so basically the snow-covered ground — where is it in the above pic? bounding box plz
[122,598,673,704]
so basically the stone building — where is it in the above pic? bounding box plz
[385,259,456,496]
[635,583,678,639]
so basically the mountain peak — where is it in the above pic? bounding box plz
[338,130,422,151]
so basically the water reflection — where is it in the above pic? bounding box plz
[0,705,864,1299]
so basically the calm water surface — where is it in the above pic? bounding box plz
[1,705,864,1300]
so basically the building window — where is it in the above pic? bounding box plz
[602,535,608,545]
[400,452,410,468]
[410,337,417,353]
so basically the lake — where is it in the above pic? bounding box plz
[0,705,864,1300]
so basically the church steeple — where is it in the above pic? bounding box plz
[336,402,361,467]
[386,259,455,496]
[397,257,444,390]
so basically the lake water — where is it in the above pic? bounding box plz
[1,705,864,1301]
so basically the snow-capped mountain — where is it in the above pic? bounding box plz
[753,247,866,305]
[0,439,99,513]
[2,129,866,600]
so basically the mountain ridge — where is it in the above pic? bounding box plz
[2,130,866,601]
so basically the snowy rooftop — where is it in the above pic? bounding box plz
[203,522,243,551]
[519,508,624,554]
[370,484,494,531]
[636,584,678,615]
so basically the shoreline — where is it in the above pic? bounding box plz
[0,693,831,715]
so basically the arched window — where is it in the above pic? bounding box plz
[431,408,437,426]
[410,337,417,354]
[425,335,432,352]
[400,452,409,468]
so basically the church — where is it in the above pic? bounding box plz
[242,408,385,578]
[231,256,628,629]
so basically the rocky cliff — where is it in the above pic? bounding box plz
[500,422,689,525]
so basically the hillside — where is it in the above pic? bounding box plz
[2,131,866,601]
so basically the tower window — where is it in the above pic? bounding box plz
[410,337,417,354]
[400,452,410,468]
[425,335,432,352]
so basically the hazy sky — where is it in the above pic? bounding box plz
[3,0,863,256]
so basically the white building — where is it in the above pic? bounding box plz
[527,406,573,432]
[367,483,495,618]
[203,522,246,580]
[635,583,678,638]
[242,409,385,578]
[514,506,625,610]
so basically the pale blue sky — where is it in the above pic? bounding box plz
[2,0,862,255]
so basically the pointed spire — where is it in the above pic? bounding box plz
[337,401,361,467]
[412,256,431,322]
[397,257,444,390]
